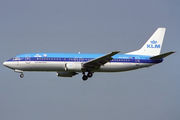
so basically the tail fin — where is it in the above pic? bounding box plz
[126,28,166,56]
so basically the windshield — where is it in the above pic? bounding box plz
[11,57,20,60]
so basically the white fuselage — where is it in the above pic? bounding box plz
[4,60,153,72]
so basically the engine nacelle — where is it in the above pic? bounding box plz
[65,63,82,71]
[57,71,78,77]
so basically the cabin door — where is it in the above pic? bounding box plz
[135,57,140,66]
[25,54,30,64]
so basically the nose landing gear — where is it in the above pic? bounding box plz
[14,69,24,78]
[20,73,24,78]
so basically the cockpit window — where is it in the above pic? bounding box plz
[12,57,20,60]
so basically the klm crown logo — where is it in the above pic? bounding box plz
[150,40,157,44]
[147,40,160,48]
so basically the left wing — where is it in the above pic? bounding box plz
[83,51,120,70]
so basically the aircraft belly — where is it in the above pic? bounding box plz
[31,61,65,71]
[97,62,152,72]
[97,63,133,72]
[19,61,64,71]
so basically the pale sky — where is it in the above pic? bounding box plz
[0,0,179,120]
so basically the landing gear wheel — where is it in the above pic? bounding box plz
[87,72,93,78]
[20,74,24,78]
[82,75,88,81]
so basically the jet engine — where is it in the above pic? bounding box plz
[65,63,82,71]
[57,71,78,77]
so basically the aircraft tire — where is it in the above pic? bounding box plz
[20,74,24,78]
[82,75,88,81]
[87,72,93,78]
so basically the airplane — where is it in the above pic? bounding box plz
[3,28,175,81]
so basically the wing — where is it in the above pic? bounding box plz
[82,51,120,71]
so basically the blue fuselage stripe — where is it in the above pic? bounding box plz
[7,57,163,64]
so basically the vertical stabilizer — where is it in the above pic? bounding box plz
[126,28,166,56]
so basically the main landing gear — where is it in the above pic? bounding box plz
[82,72,93,81]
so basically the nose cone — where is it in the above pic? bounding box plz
[3,61,8,67]
[3,61,17,70]
[3,61,12,69]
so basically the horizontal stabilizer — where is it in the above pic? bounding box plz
[150,51,176,59]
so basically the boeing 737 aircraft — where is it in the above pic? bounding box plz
[3,28,175,81]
